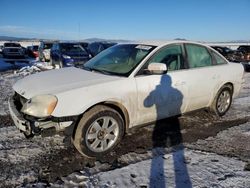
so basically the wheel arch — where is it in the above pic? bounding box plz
[72,101,130,139]
[208,81,234,116]
[215,82,234,99]
[222,82,234,94]
[103,101,130,133]
[209,82,234,108]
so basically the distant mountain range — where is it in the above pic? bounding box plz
[83,38,132,43]
[0,35,131,43]
[0,35,40,41]
[0,35,249,43]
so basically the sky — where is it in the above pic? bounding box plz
[0,0,250,42]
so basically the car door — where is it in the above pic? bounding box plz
[183,43,219,111]
[135,44,188,125]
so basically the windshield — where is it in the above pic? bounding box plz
[83,44,155,76]
[33,46,38,51]
[61,43,88,54]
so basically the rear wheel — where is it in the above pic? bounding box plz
[73,105,124,158]
[51,58,56,68]
[211,85,233,116]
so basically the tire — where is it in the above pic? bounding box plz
[51,59,55,68]
[59,61,63,68]
[210,85,233,116]
[73,105,124,158]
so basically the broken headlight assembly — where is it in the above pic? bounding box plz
[21,95,57,118]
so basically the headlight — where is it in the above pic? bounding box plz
[21,95,57,118]
[66,62,74,66]
[62,54,71,59]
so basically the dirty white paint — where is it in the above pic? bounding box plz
[12,41,244,130]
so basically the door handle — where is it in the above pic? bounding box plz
[174,81,186,86]
[212,75,219,79]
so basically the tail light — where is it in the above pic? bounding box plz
[33,51,39,57]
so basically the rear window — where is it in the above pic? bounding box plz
[33,46,38,51]
[4,43,21,47]
[61,43,88,54]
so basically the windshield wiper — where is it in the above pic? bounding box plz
[82,66,92,71]
[83,66,111,75]
[83,66,126,77]
[91,68,112,75]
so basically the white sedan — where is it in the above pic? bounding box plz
[9,41,244,157]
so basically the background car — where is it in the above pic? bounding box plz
[211,46,243,62]
[26,45,39,58]
[50,42,91,68]
[237,45,250,62]
[211,45,250,72]
[38,41,54,62]
[87,42,117,57]
[2,42,25,59]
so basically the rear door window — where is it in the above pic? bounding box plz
[186,44,212,68]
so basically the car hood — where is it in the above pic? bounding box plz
[13,67,120,99]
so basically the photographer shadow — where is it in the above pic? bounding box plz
[144,75,192,188]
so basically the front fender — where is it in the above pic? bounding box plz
[51,78,138,126]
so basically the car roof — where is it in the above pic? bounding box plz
[123,40,207,48]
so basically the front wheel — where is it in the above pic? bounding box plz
[73,105,124,158]
[210,85,233,116]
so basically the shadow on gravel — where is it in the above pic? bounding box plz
[150,117,192,188]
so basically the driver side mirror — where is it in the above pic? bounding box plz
[147,63,167,74]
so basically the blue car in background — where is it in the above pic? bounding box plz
[50,42,91,68]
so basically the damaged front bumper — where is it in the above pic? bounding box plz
[8,97,75,137]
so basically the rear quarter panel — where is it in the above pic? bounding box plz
[209,62,244,106]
